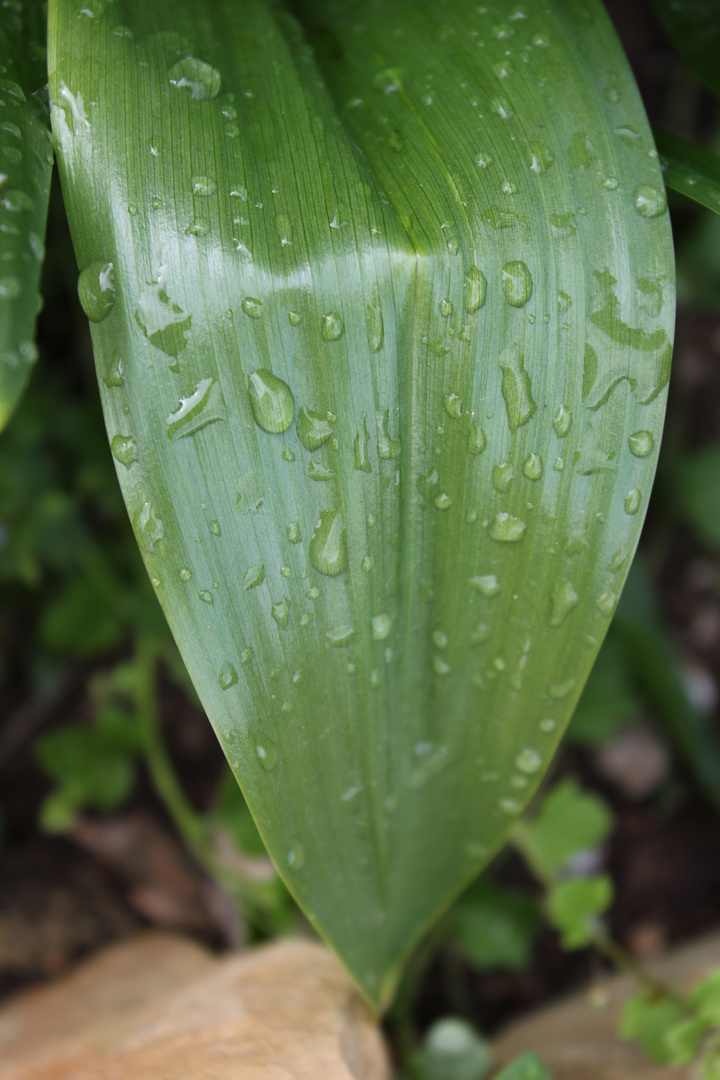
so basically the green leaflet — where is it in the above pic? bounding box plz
[0,1,53,432]
[49,0,674,1009]
[655,129,720,216]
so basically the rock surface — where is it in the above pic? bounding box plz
[493,931,720,1079]
[0,933,390,1080]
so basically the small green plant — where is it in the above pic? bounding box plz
[3,0,720,1044]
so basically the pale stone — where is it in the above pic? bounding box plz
[0,933,390,1080]
[493,931,720,1079]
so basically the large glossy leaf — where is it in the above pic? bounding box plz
[0,1,53,432]
[49,0,674,1008]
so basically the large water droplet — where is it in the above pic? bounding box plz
[243,563,265,590]
[490,513,526,542]
[199,589,214,605]
[296,406,333,451]
[354,417,372,472]
[633,184,667,218]
[377,409,401,459]
[549,580,578,627]
[192,175,216,197]
[492,463,513,493]
[464,266,487,313]
[179,567,192,582]
[256,742,278,772]
[321,311,344,340]
[78,260,115,322]
[628,430,654,457]
[501,260,533,307]
[515,748,541,774]
[552,404,573,438]
[168,57,221,100]
[523,452,543,480]
[434,493,452,510]
[287,520,302,544]
[310,510,348,577]
[470,574,501,598]
[444,392,463,419]
[135,282,191,357]
[247,369,295,434]
[624,488,642,515]
[468,424,486,455]
[371,613,392,640]
[500,343,536,430]
[241,295,263,319]
[218,663,238,690]
[166,377,225,439]
[271,598,290,628]
[110,434,137,468]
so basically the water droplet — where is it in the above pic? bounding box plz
[105,354,124,387]
[470,574,501,597]
[366,303,384,351]
[361,556,373,573]
[78,260,115,322]
[179,566,192,582]
[241,295,263,319]
[308,461,333,481]
[523,452,543,480]
[433,656,451,675]
[286,521,302,544]
[271,598,290,628]
[464,266,487,313]
[439,298,453,317]
[539,717,556,733]
[286,841,305,869]
[516,748,542,774]
[596,591,617,615]
[288,310,302,326]
[468,424,486,455]
[371,613,392,640]
[166,377,225,439]
[552,404,572,438]
[490,513,526,543]
[310,510,348,577]
[192,175,216,197]
[248,369,295,434]
[633,184,667,218]
[377,409,401,459]
[296,406,333,451]
[209,520,221,537]
[218,663,238,690]
[628,430,654,457]
[134,502,164,552]
[243,563,265,590]
[434,492,452,510]
[500,342,536,430]
[549,679,576,700]
[0,275,20,299]
[256,742,278,771]
[501,260,533,307]
[624,487,642,515]
[527,145,554,173]
[241,646,254,664]
[168,56,221,100]
[470,623,490,644]
[492,463,513,493]
[432,630,449,649]
[553,457,565,471]
[326,625,355,648]
[443,392,463,420]
[135,282,191,357]
[603,177,619,190]
[110,434,138,468]
[199,589,214,605]
[354,416,372,472]
[321,311,344,340]
[499,798,521,815]
[549,580,578,627]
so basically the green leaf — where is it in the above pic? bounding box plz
[454,879,541,972]
[516,779,614,878]
[49,0,674,1008]
[677,443,720,547]
[493,1055,552,1080]
[651,0,720,99]
[620,992,690,1066]
[655,129,720,216]
[0,1,53,432]
[546,874,613,949]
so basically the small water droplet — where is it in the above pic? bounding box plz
[464,266,487,313]
[105,354,124,387]
[361,556,373,572]
[633,184,667,218]
[377,409,401,459]
[624,488,642,515]
[539,717,557,733]
[499,342,536,430]
[444,392,463,419]
[199,589,214,605]
[241,646,254,664]
[470,623,490,644]
[166,377,225,440]
[439,298,453,317]
[218,662,238,690]
[243,563,265,590]
[549,581,578,627]
[179,566,192,582]
[326,625,355,648]
[523,452,543,480]
[78,260,115,322]
[354,416,372,472]
[248,368,295,434]
[168,56,221,100]
[286,520,302,544]
[516,748,542,774]
[366,303,384,351]
[0,276,21,299]
[288,310,302,326]
[501,260,533,307]
[192,175,216,197]
[134,502,164,552]
[490,513,526,542]
[271,598,290,628]
[310,510,348,577]
[433,656,451,675]
[321,311,344,340]
[110,434,137,468]
[432,630,449,649]
[371,613,392,640]
[552,404,573,438]
[596,591,617,615]
[499,798,522,815]
[492,462,513,493]
[256,742,278,771]
[209,519,221,536]
[434,492,452,510]
[307,461,333,481]
[135,281,191,358]
[241,295,263,319]
[468,424,486,455]
[296,406,333,451]
[628,430,654,457]
[470,574,501,597]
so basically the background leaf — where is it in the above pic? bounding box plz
[651,0,720,99]
[49,0,674,1008]
[0,0,53,431]
[655,129,720,216]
